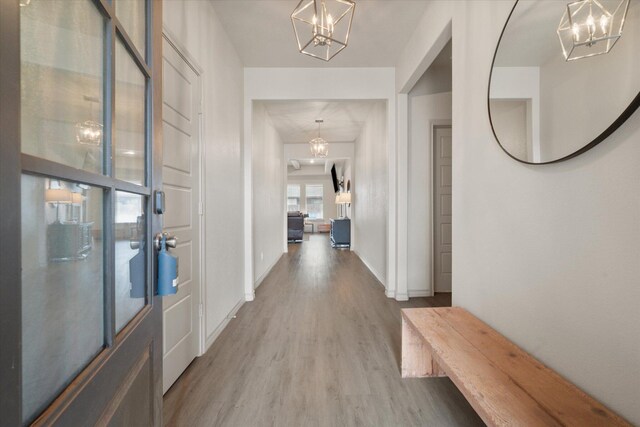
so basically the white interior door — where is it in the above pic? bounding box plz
[434,126,452,292]
[162,36,202,393]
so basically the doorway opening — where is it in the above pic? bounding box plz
[407,38,452,300]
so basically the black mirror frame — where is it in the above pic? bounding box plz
[487,0,640,165]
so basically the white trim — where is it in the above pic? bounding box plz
[161,29,207,357]
[244,103,254,302]
[204,298,245,352]
[162,26,204,75]
[254,253,283,290]
[396,94,409,301]
[396,292,409,301]
[352,249,386,290]
[408,289,431,298]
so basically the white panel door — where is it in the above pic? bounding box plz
[162,36,202,393]
[434,126,452,292]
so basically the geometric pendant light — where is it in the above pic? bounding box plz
[309,119,329,158]
[291,0,356,61]
[557,0,630,61]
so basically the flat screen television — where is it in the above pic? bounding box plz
[331,164,340,193]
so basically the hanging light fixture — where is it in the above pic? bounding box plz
[291,0,356,61]
[75,95,103,146]
[309,119,329,158]
[557,0,630,61]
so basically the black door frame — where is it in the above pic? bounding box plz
[0,0,164,424]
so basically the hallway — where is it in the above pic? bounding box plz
[163,234,482,426]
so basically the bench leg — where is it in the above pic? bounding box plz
[402,318,447,378]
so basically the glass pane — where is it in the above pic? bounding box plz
[114,0,146,60]
[21,0,105,173]
[21,175,104,423]
[115,40,146,185]
[287,184,300,197]
[115,191,146,333]
[306,184,323,219]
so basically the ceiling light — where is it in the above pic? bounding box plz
[291,0,356,61]
[75,95,103,146]
[557,0,629,61]
[310,159,315,164]
[309,119,329,158]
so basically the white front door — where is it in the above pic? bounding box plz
[162,36,202,393]
[434,126,452,292]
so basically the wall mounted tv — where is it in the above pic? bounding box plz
[331,164,340,193]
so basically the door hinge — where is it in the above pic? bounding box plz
[199,303,203,318]
[198,202,204,216]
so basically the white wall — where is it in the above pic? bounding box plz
[163,0,245,349]
[407,75,451,296]
[490,67,540,162]
[354,102,388,286]
[252,103,285,288]
[447,1,640,423]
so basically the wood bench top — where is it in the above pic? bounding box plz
[401,307,630,427]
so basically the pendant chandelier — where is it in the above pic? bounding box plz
[309,119,329,158]
[557,0,630,61]
[291,0,356,61]
[75,95,103,146]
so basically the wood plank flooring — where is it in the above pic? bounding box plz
[163,234,483,426]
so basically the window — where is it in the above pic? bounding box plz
[287,184,301,212]
[305,184,323,219]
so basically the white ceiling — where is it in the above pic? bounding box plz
[494,1,570,67]
[209,0,432,67]
[260,99,383,142]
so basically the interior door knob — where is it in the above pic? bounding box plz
[154,232,177,250]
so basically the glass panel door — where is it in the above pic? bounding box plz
[0,0,163,424]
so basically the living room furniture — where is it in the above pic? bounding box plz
[401,307,630,426]
[287,211,305,242]
[330,218,350,248]
[303,222,314,233]
[316,223,331,233]
[47,222,93,261]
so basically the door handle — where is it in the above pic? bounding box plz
[154,232,177,250]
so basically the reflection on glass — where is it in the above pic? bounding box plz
[115,191,146,333]
[115,40,146,185]
[489,0,640,163]
[114,0,146,60]
[21,175,104,424]
[20,0,104,173]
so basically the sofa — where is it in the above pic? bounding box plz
[287,211,306,242]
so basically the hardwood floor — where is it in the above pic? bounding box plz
[163,234,483,426]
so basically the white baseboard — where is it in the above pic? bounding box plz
[408,289,433,298]
[385,289,396,298]
[395,292,409,301]
[352,249,386,289]
[253,253,283,290]
[204,298,245,353]
[245,291,255,301]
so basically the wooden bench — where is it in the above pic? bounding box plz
[401,307,631,426]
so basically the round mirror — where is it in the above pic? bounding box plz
[489,0,640,164]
